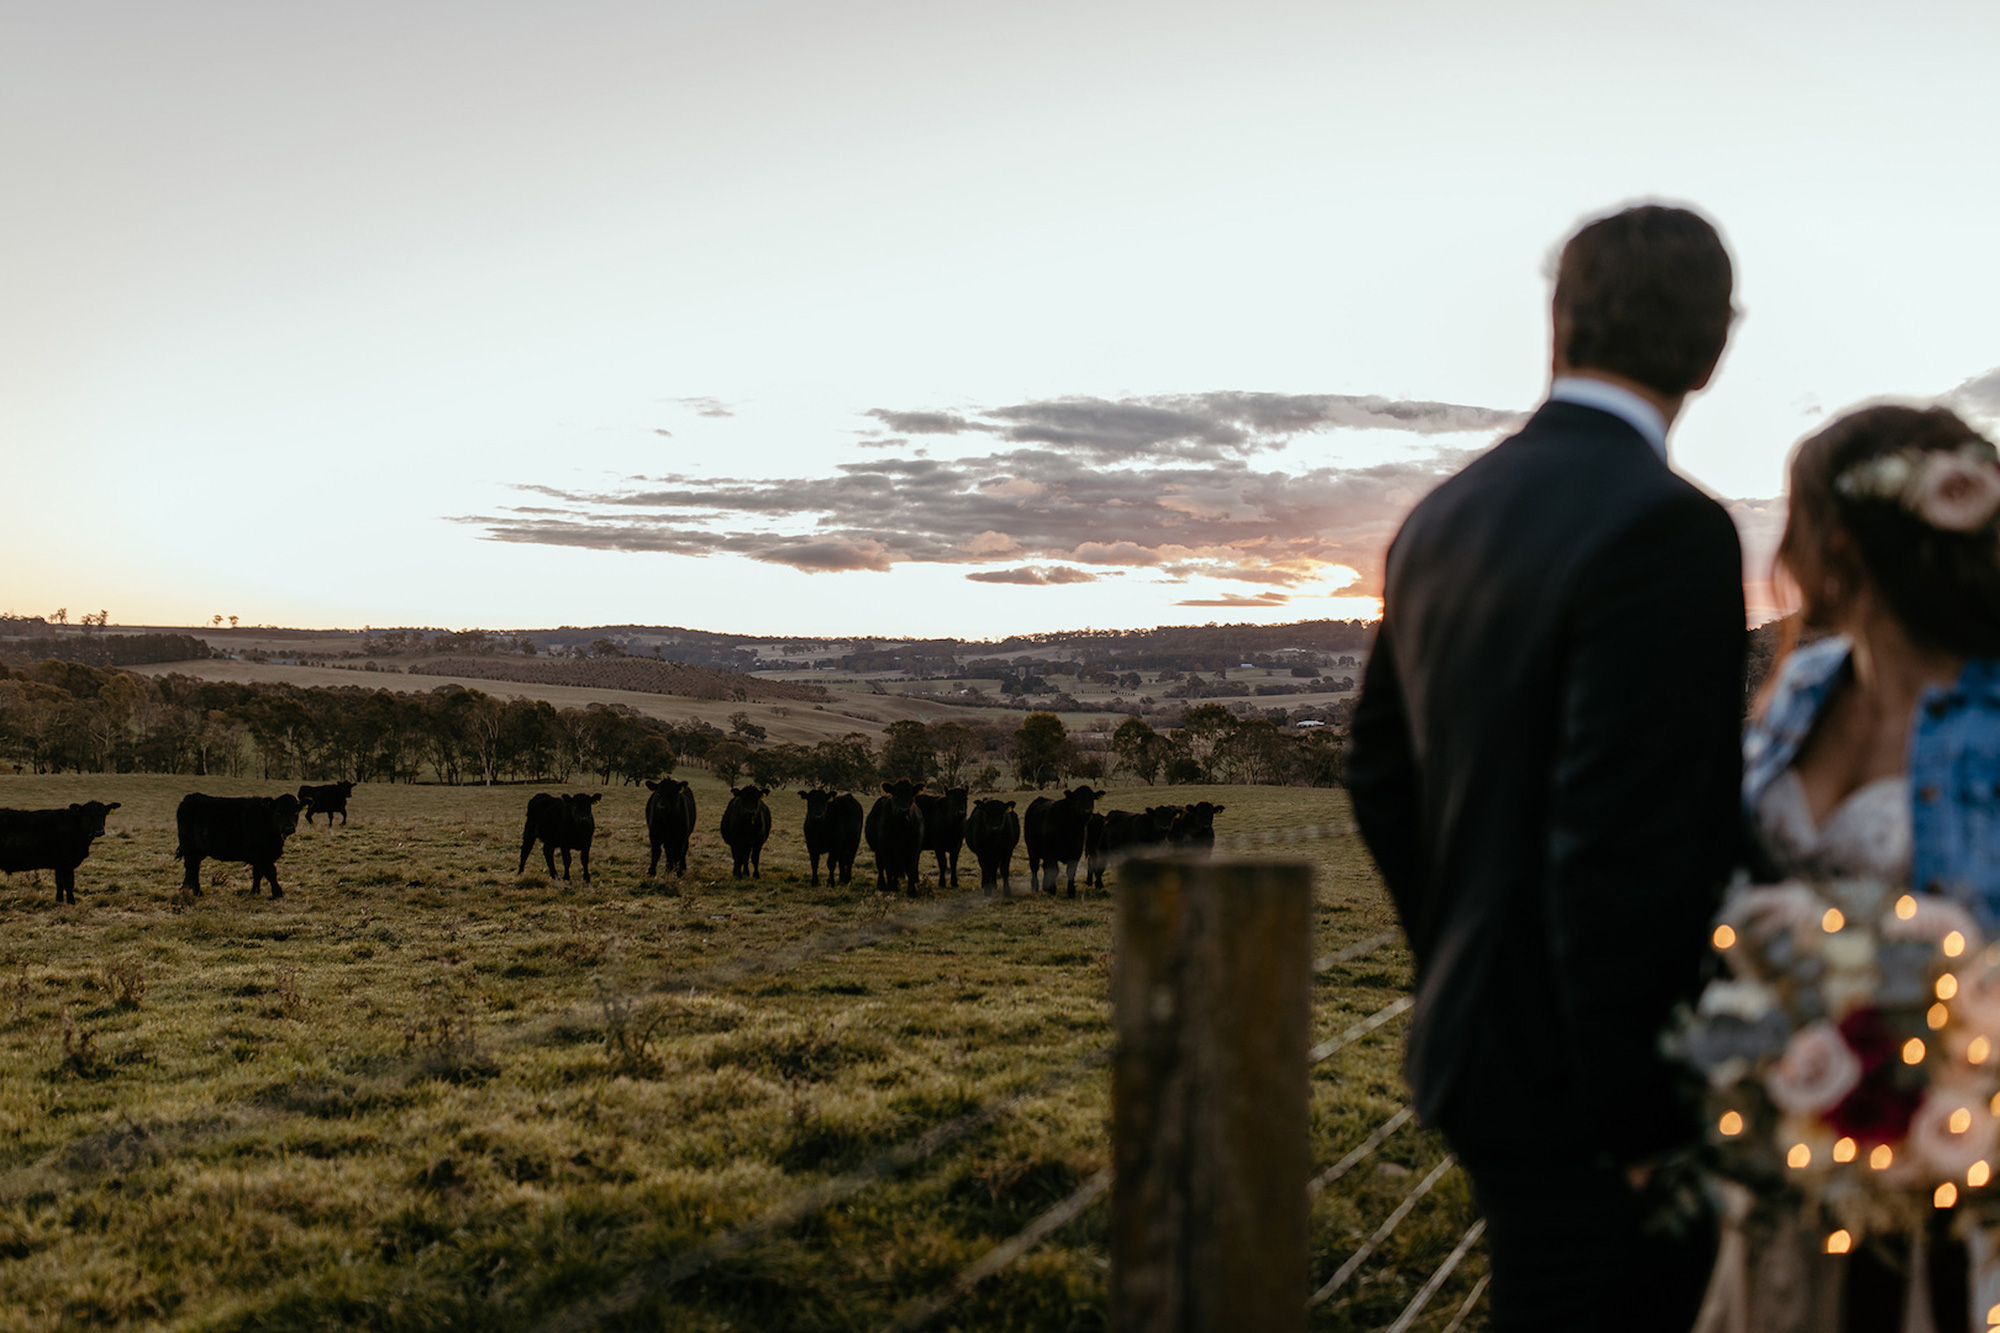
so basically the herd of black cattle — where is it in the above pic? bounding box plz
[0,779,1228,907]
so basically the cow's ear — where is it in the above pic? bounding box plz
[1213,804,1226,813]
[881,783,893,794]
[1005,801,1016,809]
[107,803,121,811]
[915,783,926,793]
[69,803,82,811]
[798,791,810,800]
[646,780,660,790]
[589,793,602,803]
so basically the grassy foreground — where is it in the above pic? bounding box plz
[0,774,1482,1331]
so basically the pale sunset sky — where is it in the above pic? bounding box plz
[4,1,1997,637]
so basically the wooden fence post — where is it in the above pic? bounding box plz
[1111,857,1312,1333]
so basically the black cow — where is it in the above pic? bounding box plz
[1170,801,1227,853]
[916,785,969,888]
[519,792,601,883]
[0,802,121,905]
[720,786,773,878]
[799,789,863,887]
[1086,805,1181,890]
[176,793,303,899]
[644,779,697,877]
[865,779,927,896]
[297,781,355,827]
[1024,786,1105,898]
[964,798,1019,896]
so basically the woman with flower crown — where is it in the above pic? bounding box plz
[1695,404,2000,1331]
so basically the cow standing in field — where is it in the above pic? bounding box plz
[1085,805,1181,890]
[916,786,968,888]
[176,793,303,899]
[865,779,926,896]
[519,792,601,883]
[0,801,121,905]
[1024,786,1105,898]
[720,786,773,878]
[964,798,1018,896]
[644,778,697,877]
[799,788,863,887]
[1169,801,1227,854]
[297,781,355,827]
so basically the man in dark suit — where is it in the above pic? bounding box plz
[1347,205,1745,1331]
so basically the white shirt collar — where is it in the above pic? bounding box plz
[1548,376,1669,462]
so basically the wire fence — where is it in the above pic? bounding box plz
[526,814,1488,1332]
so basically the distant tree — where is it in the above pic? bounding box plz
[810,733,877,790]
[708,740,751,786]
[212,614,223,628]
[748,742,810,789]
[51,608,67,627]
[928,721,979,786]
[228,616,239,630]
[1010,712,1072,789]
[727,711,768,743]
[878,719,935,784]
[1112,716,1166,785]
[1176,703,1240,783]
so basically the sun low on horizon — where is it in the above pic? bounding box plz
[4,1,1997,639]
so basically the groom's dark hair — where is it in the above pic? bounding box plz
[1554,205,1735,396]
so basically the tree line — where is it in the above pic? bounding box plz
[0,660,1351,790]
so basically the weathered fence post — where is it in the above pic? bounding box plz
[1111,857,1312,1333]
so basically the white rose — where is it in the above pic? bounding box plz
[1765,1020,1863,1117]
[1699,980,1778,1022]
[1955,962,2000,1039]
[1910,451,2000,532]
[1722,883,1821,943]
[1908,1091,2000,1178]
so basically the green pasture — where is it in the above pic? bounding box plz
[0,774,1481,1331]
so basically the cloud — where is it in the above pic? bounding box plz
[661,396,735,418]
[862,390,1523,463]
[465,388,1524,593]
[1175,592,1293,607]
[964,565,1100,585]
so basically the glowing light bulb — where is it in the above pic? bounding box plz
[1719,1111,1744,1137]
[1871,1144,1895,1170]
[1947,931,1968,957]
[1939,1182,1961,1208]
[1713,924,1737,950]
[1787,1143,1811,1169]
[1827,1229,1852,1254]
[1953,1108,1974,1135]
[1973,1161,1992,1188]
[1905,1038,1927,1065]
[1823,908,1846,933]
[1973,1037,1993,1065]
[1834,1137,1859,1163]
[1940,974,1961,1000]
[1931,1003,1952,1030]
[1898,895,1919,920]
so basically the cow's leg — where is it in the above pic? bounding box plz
[809,851,821,888]
[557,846,571,882]
[578,845,590,883]
[266,864,283,899]
[57,866,74,905]
[519,829,536,876]
[648,840,662,877]
[183,854,204,896]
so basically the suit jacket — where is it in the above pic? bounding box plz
[1348,400,1745,1166]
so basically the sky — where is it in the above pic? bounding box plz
[5,0,1999,638]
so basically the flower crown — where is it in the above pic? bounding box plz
[1833,441,2000,533]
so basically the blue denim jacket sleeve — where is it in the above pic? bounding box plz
[1742,637,2000,934]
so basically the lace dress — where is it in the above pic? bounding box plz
[1695,772,1956,1333]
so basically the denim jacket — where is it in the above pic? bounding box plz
[1743,635,2000,932]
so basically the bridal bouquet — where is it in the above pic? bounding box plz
[1672,876,2000,1246]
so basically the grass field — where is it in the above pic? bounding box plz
[0,773,1483,1331]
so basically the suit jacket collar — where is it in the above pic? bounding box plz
[1520,399,1666,467]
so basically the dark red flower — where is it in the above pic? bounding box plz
[1837,1008,1900,1075]
[1827,1077,1922,1146]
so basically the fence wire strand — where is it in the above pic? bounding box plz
[875,1169,1112,1333]
[533,1049,1108,1333]
[1438,1273,1490,1333]
[1308,1154,1458,1307]
[1307,1106,1415,1199]
[1380,1218,1486,1333]
[1309,995,1413,1065]
[1314,928,1399,975]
